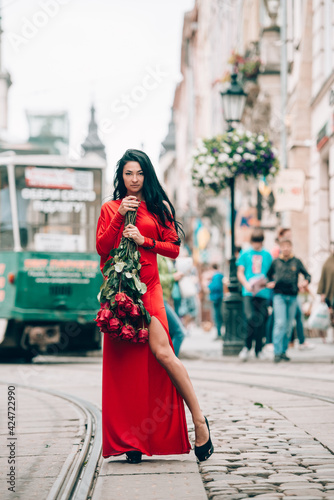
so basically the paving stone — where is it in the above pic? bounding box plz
[240,453,276,460]
[314,467,334,474]
[250,495,283,499]
[283,489,325,497]
[231,468,271,477]
[267,473,308,484]
[206,477,253,490]
[206,487,238,495]
[278,481,320,491]
[272,467,310,474]
[313,477,334,485]
[200,466,228,474]
[226,462,248,469]
[210,495,245,500]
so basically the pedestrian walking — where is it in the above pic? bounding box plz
[157,255,186,357]
[317,247,334,343]
[207,264,224,339]
[266,227,311,352]
[267,238,311,362]
[96,149,213,463]
[176,253,199,329]
[317,248,334,310]
[237,228,273,361]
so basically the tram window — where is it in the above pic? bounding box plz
[0,166,14,250]
[14,165,102,253]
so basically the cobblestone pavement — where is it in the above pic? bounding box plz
[0,340,334,499]
[185,365,334,500]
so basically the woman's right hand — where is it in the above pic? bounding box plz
[118,196,141,216]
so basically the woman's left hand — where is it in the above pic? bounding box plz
[123,224,145,246]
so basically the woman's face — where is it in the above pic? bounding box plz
[123,161,144,196]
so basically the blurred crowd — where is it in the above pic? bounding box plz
[159,227,334,361]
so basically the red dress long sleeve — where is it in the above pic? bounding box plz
[96,199,191,458]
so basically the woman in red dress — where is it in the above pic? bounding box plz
[96,149,213,464]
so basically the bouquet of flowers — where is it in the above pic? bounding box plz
[95,208,151,343]
[192,129,279,193]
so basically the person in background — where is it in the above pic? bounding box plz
[267,227,312,350]
[207,264,224,340]
[271,227,291,259]
[317,246,334,310]
[317,246,334,343]
[158,255,186,357]
[267,238,311,363]
[237,228,273,361]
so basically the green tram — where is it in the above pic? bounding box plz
[0,153,106,360]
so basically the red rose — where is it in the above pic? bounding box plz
[115,292,127,303]
[116,306,127,318]
[123,297,134,311]
[120,325,136,340]
[108,317,123,332]
[115,293,134,312]
[95,308,113,328]
[100,301,109,309]
[137,328,149,343]
[128,304,141,318]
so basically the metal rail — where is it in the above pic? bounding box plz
[0,380,102,500]
[190,375,334,405]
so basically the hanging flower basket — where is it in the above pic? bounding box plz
[240,58,261,80]
[192,129,279,193]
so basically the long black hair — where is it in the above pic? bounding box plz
[113,149,184,240]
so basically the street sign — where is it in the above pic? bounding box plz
[273,168,305,212]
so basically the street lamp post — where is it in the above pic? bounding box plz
[220,73,247,356]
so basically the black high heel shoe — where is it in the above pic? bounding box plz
[126,451,142,464]
[194,416,214,462]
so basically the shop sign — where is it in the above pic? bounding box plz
[273,168,305,212]
[316,122,329,151]
[25,167,94,190]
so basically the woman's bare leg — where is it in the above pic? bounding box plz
[149,317,209,446]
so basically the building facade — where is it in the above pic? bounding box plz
[160,0,334,288]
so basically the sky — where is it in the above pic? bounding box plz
[2,0,194,180]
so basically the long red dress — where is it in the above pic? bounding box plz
[96,199,191,458]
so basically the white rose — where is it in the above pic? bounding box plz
[233,154,242,162]
[243,153,250,160]
[258,135,264,142]
[237,147,243,153]
[224,145,232,154]
[246,131,252,138]
[207,156,216,164]
[250,155,257,162]
[228,158,234,165]
[246,141,254,149]
[233,135,239,141]
[261,142,267,147]
[270,166,277,173]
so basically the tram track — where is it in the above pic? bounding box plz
[0,380,102,500]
